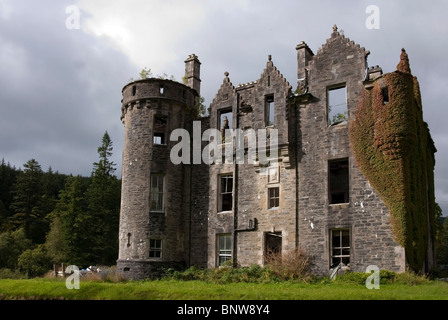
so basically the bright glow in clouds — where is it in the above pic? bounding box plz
[78,0,205,71]
[0,0,13,19]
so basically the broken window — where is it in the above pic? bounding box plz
[330,229,350,268]
[268,187,280,209]
[264,232,282,263]
[218,174,233,212]
[328,85,347,125]
[154,115,167,145]
[217,234,232,266]
[219,109,232,143]
[149,239,162,258]
[381,87,389,105]
[265,95,274,126]
[150,174,164,212]
[329,159,349,204]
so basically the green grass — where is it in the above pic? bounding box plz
[0,277,447,300]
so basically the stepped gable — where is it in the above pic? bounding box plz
[257,55,292,90]
[211,71,236,106]
[311,25,369,65]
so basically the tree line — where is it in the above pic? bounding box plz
[0,132,121,277]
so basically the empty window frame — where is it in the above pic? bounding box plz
[329,159,349,204]
[218,109,233,143]
[150,174,164,212]
[217,234,232,266]
[153,115,168,145]
[381,86,389,105]
[265,95,274,126]
[149,239,162,258]
[328,85,347,125]
[218,174,233,212]
[264,232,282,263]
[268,187,280,209]
[330,229,350,268]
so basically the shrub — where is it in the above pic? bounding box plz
[17,245,52,278]
[0,268,27,279]
[395,270,430,285]
[265,247,312,282]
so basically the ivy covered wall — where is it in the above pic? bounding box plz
[349,49,437,272]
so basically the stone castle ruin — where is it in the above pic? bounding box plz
[116,26,437,280]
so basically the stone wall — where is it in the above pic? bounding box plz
[293,27,405,275]
[117,78,198,279]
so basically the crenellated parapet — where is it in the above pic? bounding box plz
[121,78,197,123]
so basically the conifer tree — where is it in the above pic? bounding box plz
[86,131,121,265]
[46,175,89,266]
[0,159,18,231]
[9,159,48,243]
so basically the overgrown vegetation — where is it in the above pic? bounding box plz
[164,248,313,283]
[349,49,438,272]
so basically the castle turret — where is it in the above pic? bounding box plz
[117,56,200,279]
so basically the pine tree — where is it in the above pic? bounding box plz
[45,175,90,266]
[9,159,48,243]
[0,159,19,231]
[86,132,121,266]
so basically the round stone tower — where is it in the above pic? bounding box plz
[117,55,200,279]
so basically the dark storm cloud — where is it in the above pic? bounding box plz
[0,0,135,175]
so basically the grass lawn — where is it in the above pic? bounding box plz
[0,278,447,300]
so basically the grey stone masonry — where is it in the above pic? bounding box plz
[117,77,199,280]
[291,27,404,275]
[116,27,435,280]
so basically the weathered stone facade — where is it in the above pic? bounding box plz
[117,27,435,279]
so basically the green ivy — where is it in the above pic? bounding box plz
[349,50,436,272]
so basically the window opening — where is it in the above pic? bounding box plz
[264,232,282,263]
[219,109,232,143]
[149,239,162,258]
[132,85,136,96]
[330,229,350,268]
[159,85,164,95]
[154,115,167,145]
[268,187,280,209]
[150,174,164,211]
[329,159,349,204]
[219,175,233,212]
[127,233,131,248]
[382,87,389,105]
[217,234,232,266]
[328,86,347,125]
[265,95,274,126]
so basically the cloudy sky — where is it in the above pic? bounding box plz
[1,0,447,214]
